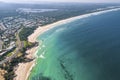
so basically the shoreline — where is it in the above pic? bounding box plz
[14,46,38,80]
[25,46,38,80]
[28,7,120,43]
[14,7,120,80]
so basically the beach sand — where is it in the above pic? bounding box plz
[28,16,81,43]
[14,46,38,80]
[15,15,80,80]
[14,8,120,80]
[0,69,6,80]
[14,18,75,80]
[27,8,120,43]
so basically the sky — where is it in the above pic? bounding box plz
[0,0,120,3]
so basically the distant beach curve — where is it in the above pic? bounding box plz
[15,7,120,80]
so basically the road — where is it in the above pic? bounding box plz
[0,29,24,65]
[0,48,19,65]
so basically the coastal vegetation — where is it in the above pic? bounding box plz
[0,54,31,80]
[19,27,37,41]
[0,47,16,61]
[0,26,38,80]
[0,43,36,80]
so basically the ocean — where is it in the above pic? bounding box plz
[29,9,120,80]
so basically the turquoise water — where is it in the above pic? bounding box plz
[29,9,120,80]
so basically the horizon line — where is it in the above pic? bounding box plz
[1,1,120,4]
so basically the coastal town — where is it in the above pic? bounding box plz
[0,2,120,80]
[0,8,56,80]
[0,8,56,56]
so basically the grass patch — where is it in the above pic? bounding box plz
[6,52,13,57]
[23,41,32,48]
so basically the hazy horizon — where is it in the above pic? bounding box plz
[1,0,120,4]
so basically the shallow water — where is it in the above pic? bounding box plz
[29,9,120,80]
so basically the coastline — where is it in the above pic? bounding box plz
[14,15,80,80]
[14,7,120,80]
[14,46,38,80]
[28,7,120,43]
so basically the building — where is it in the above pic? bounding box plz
[0,40,3,51]
[0,23,6,30]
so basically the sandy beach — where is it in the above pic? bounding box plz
[14,46,38,80]
[15,13,87,79]
[14,7,120,80]
[28,8,120,43]
[28,15,89,43]
[14,16,78,80]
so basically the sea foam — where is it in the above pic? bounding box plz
[70,7,120,23]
